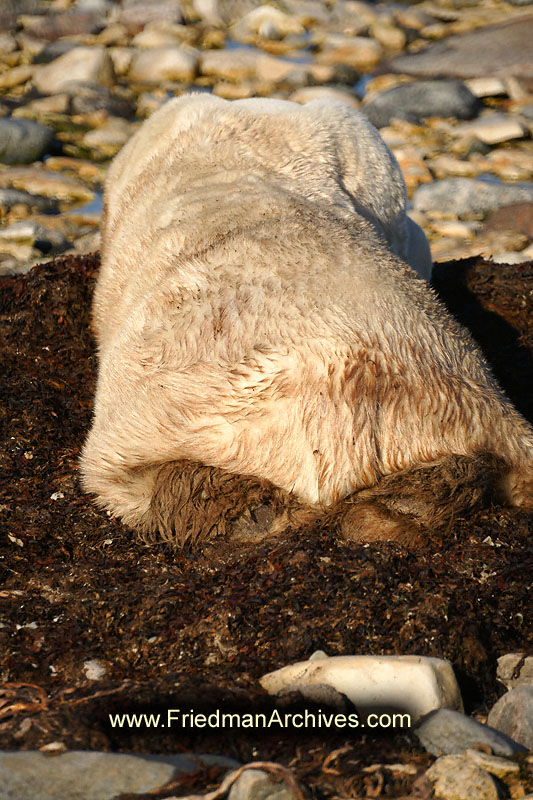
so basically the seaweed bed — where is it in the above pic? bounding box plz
[0,253,532,798]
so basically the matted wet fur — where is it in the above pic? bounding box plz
[81,94,533,547]
[142,452,509,549]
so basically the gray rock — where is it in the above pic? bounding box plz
[487,686,533,750]
[389,16,533,81]
[0,118,54,165]
[69,83,134,117]
[228,769,298,800]
[413,178,533,218]
[0,188,57,213]
[496,653,533,689]
[426,755,498,800]
[362,79,481,128]
[34,40,81,65]
[0,751,238,800]
[414,708,527,757]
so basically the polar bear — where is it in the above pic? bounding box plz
[81,93,532,545]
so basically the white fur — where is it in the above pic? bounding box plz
[81,94,531,531]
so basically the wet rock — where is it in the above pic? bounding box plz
[414,708,527,756]
[261,654,462,722]
[454,113,526,145]
[0,65,34,90]
[0,751,238,800]
[0,118,54,165]
[32,46,115,95]
[318,34,383,72]
[389,16,533,81]
[119,0,184,35]
[0,188,58,214]
[362,79,481,128]
[426,755,498,800]
[70,83,134,117]
[487,686,533,750]
[413,178,533,218]
[128,45,199,84]
[0,167,94,202]
[228,768,298,800]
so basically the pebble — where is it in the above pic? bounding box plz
[260,654,463,723]
[0,118,54,165]
[0,219,69,255]
[82,117,135,156]
[32,45,115,94]
[0,188,58,213]
[464,749,520,780]
[318,34,383,72]
[496,653,533,690]
[414,708,527,757]
[200,48,262,82]
[454,113,527,145]
[119,0,184,34]
[128,44,199,84]
[228,768,299,800]
[70,83,134,117]
[482,204,533,241]
[426,755,499,800]
[362,79,481,128]
[0,751,238,800]
[83,659,106,680]
[0,64,34,90]
[413,178,533,218]
[290,85,360,109]
[487,686,533,750]
[0,167,94,202]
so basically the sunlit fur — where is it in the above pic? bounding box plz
[80,94,532,545]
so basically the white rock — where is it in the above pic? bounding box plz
[290,86,360,109]
[454,114,526,145]
[465,77,507,98]
[238,6,305,38]
[200,49,261,82]
[129,45,198,83]
[426,755,499,800]
[260,654,463,722]
[33,46,115,95]
[83,660,106,680]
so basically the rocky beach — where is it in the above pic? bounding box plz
[1,0,533,799]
